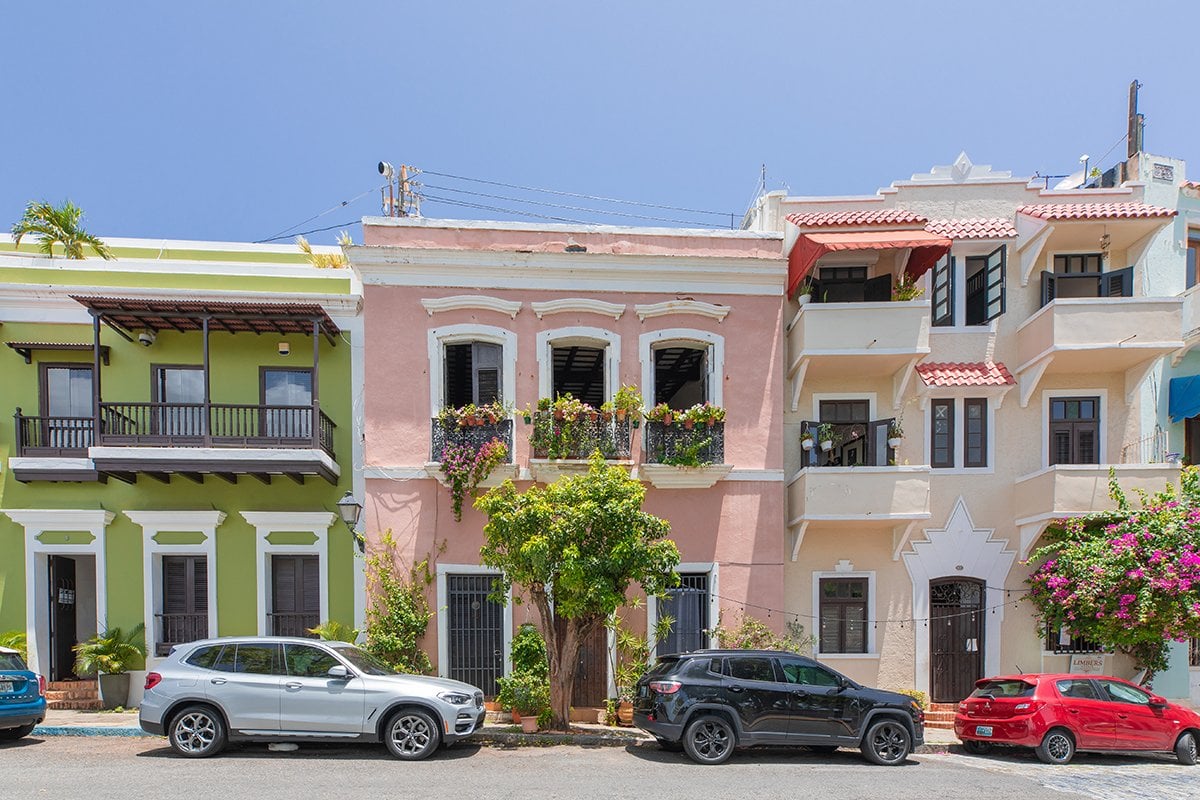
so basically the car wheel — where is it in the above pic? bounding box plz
[1035,728,1075,765]
[1175,732,1198,766]
[963,739,993,756]
[861,719,911,766]
[808,745,839,755]
[0,724,36,741]
[384,708,440,761]
[682,715,736,765]
[168,705,227,758]
[654,736,683,752]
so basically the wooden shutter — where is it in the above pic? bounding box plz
[1040,271,1057,307]
[301,556,320,614]
[964,399,988,468]
[272,557,297,613]
[931,256,954,327]
[1105,267,1133,297]
[983,246,1006,322]
[163,557,189,615]
[931,400,955,468]
[863,274,892,302]
[473,343,501,404]
[192,558,208,613]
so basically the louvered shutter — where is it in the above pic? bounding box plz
[1040,271,1057,307]
[163,557,189,615]
[931,256,954,327]
[272,557,297,613]
[983,246,1006,322]
[301,556,320,614]
[1106,266,1133,297]
[192,557,208,614]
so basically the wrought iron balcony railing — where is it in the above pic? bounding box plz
[529,411,631,460]
[643,420,725,466]
[429,418,514,462]
[799,419,896,468]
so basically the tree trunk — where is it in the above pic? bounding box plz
[530,588,601,731]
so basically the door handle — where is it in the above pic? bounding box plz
[728,685,744,693]
[285,682,302,690]
[1117,714,1129,719]
[793,689,809,698]
[1067,708,1080,714]
[210,678,227,685]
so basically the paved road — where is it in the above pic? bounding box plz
[0,736,1081,800]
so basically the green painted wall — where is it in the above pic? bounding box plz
[0,263,351,295]
[0,310,357,643]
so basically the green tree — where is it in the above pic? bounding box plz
[476,453,680,730]
[1026,467,1200,679]
[11,200,113,259]
[364,531,437,674]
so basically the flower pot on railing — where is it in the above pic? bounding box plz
[820,440,833,452]
[887,437,903,449]
[801,437,814,451]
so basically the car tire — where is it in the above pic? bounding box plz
[1175,732,1198,766]
[861,719,911,766]
[808,745,839,755]
[0,723,36,741]
[682,714,736,765]
[384,708,441,761]
[168,705,227,758]
[654,736,683,752]
[1035,728,1075,765]
[963,739,993,755]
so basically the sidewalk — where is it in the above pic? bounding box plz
[32,709,961,752]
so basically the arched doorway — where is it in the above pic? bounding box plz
[929,578,984,703]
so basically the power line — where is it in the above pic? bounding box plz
[420,182,728,227]
[255,219,362,244]
[256,185,383,244]
[420,193,591,225]
[419,168,735,218]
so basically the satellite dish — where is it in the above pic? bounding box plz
[1053,170,1086,191]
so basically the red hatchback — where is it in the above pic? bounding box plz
[955,673,1200,765]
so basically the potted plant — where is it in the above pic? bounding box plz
[520,403,534,425]
[613,384,642,423]
[72,623,147,709]
[796,278,814,306]
[892,272,924,301]
[648,402,674,426]
[887,419,904,449]
[509,672,551,733]
[817,422,838,452]
[681,405,698,430]
[800,430,815,451]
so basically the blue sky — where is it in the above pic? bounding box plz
[2,1,1196,244]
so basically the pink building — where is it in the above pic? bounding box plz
[351,218,785,706]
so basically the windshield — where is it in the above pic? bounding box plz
[330,644,394,676]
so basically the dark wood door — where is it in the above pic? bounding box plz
[48,556,77,681]
[271,555,319,637]
[930,579,984,703]
[554,615,608,707]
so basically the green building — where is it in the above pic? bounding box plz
[0,236,363,703]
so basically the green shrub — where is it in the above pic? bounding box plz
[72,624,146,675]
[891,688,928,710]
[511,623,548,677]
[364,531,437,674]
[710,615,815,653]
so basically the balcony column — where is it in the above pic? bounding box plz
[311,318,320,448]
[202,316,211,446]
[91,311,102,446]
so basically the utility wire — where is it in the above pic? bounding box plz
[256,219,362,244]
[420,182,728,227]
[420,193,590,225]
[419,168,735,218]
[256,185,383,244]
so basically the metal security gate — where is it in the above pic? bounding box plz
[659,573,710,654]
[930,578,984,703]
[447,574,505,696]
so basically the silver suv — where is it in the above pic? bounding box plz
[140,637,484,760]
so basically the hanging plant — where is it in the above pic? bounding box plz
[439,438,509,521]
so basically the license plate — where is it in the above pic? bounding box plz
[975,725,993,737]
[0,681,13,693]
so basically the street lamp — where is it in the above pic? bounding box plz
[336,491,365,552]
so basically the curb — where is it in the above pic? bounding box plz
[475,729,651,748]
[33,725,156,738]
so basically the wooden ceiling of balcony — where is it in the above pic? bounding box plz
[70,296,340,342]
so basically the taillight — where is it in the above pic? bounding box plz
[649,680,681,695]
[37,675,46,697]
[144,672,162,691]
[1013,701,1042,714]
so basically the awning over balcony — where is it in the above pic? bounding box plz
[786,231,952,297]
[70,296,340,344]
[1169,375,1200,422]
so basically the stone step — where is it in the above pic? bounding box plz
[925,720,956,730]
[45,688,100,701]
[47,699,104,710]
[46,680,97,692]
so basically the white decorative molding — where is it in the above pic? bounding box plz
[424,462,518,488]
[124,511,225,662]
[639,463,733,489]
[240,512,337,636]
[436,564,514,680]
[529,459,634,484]
[421,295,522,319]
[638,328,725,408]
[426,324,518,418]
[634,300,731,323]
[530,298,625,320]
[537,327,621,402]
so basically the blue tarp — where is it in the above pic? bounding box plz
[1169,375,1200,421]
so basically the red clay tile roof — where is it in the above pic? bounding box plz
[785,209,928,227]
[925,218,1017,239]
[1017,202,1176,221]
[1183,181,1200,190]
[916,361,1015,387]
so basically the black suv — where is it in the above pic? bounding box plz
[633,650,924,765]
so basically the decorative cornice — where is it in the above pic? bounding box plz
[240,511,337,530]
[634,300,731,322]
[639,463,733,489]
[124,510,227,530]
[421,295,522,319]
[3,509,115,528]
[530,298,626,320]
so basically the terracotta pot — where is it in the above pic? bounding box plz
[618,701,634,727]
[554,410,565,420]
[683,420,694,430]
[520,715,539,734]
[663,414,673,426]
[510,709,521,723]
[616,409,627,421]
[706,419,716,427]
[587,411,598,422]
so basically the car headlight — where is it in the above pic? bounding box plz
[438,692,472,705]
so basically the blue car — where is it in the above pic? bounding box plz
[0,646,46,741]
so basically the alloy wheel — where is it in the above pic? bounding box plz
[1045,733,1072,761]
[389,713,434,757]
[173,712,216,754]
[688,719,732,763]
[867,722,909,765]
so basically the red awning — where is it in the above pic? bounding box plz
[787,230,953,297]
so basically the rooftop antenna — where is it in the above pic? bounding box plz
[378,161,419,217]
[1127,80,1144,158]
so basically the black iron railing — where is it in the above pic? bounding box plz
[155,612,208,657]
[429,418,514,462]
[529,411,631,459]
[268,612,320,638]
[643,420,725,466]
[13,410,93,456]
[799,419,895,468]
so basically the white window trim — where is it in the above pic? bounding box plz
[646,561,719,657]
[536,326,621,402]
[240,512,336,636]
[923,395,996,474]
[1041,389,1108,467]
[812,568,877,657]
[435,563,514,680]
[639,329,725,408]
[124,511,224,663]
[426,323,518,418]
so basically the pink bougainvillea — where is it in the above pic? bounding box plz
[439,438,509,521]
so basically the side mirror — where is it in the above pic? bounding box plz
[327,665,351,680]
[1149,696,1168,709]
